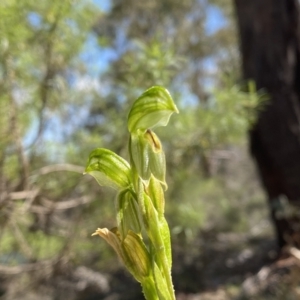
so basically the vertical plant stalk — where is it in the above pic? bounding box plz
[85,86,178,299]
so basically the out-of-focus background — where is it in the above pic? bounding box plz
[1,0,300,299]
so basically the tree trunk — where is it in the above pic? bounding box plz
[235,0,300,249]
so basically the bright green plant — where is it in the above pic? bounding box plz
[85,86,178,300]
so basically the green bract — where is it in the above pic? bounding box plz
[127,86,179,133]
[85,148,131,190]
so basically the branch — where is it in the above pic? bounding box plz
[0,259,56,275]
[34,164,85,176]
[29,196,93,214]
[41,195,92,210]
[9,190,39,200]
[10,219,33,259]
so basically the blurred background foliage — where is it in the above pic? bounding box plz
[0,0,283,299]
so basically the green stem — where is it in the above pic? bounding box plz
[142,276,160,300]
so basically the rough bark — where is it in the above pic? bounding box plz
[235,0,300,249]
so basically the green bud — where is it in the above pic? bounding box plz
[85,148,131,190]
[130,130,166,184]
[117,188,142,239]
[127,86,179,133]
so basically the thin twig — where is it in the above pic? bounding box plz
[29,196,93,214]
[33,164,85,176]
[0,259,56,275]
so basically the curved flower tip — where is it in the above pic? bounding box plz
[85,148,132,190]
[91,227,124,262]
[128,86,179,133]
[92,227,110,237]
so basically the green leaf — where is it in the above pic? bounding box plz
[127,86,179,133]
[85,148,131,190]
